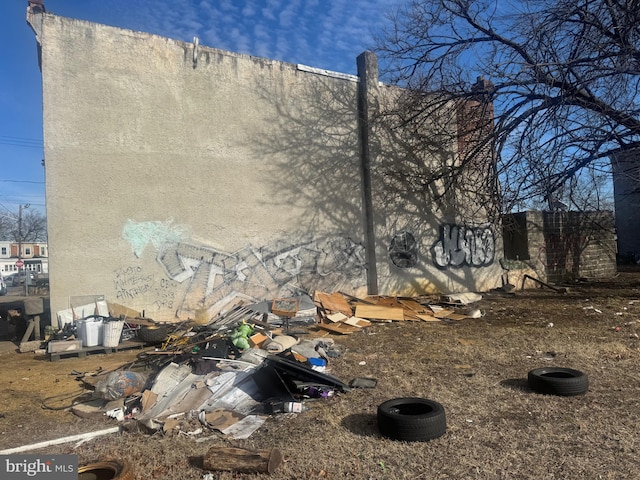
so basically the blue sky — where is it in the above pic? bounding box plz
[0,0,399,217]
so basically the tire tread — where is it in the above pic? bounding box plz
[528,367,589,396]
[377,397,446,442]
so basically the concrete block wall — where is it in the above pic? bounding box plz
[503,211,617,283]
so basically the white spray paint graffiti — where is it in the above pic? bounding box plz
[432,224,495,268]
[158,239,367,318]
[121,221,367,318]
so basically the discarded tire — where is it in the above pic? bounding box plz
[527,367,589,396]
[377,397,447,442]
[137,325,168,344]
[78,460,134,480]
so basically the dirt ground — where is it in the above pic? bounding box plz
[1,271,640,479]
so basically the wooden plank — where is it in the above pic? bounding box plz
[107,302,142,319]
[48,339,149,361]
[203,446,283,474]
[373,298,419,321]
[314,322,359,335]
[343,316,372,328]
[367,296,401,307]
[398,299,431,313]
[326,312,348,323]
[427,304,457,318]
[355,304,405,321]
[314,292,353,316]
[443,312,468,321]
[415,314,441,322]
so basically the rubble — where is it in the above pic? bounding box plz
[31,289,486,440]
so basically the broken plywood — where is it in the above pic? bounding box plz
[315,322,360,335]
[314,292,479,328]
[314,292,353,317]
[326,312,348,323]
[343,316,372,328]
[323,311,371,329]
[355,304,405,321]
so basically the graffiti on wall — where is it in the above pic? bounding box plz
[113,266,154,300]
[432,224,495,268]
[388,231,418,268]
[122,219,187,258]
[113,265,180,312]
[121,220,367,318]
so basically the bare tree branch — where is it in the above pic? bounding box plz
[377,0,640,210]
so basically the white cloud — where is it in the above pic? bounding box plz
[278,0,299,28]
[53,0,399,73]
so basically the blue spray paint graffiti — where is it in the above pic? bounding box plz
[122,219,187,258]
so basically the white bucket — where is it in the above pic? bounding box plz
[103,320,125,348]
[78,318,104,347]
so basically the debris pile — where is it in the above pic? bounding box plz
[35,290,484,440]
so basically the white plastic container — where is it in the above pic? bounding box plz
[78,317,104,347]
[102,320,125,347]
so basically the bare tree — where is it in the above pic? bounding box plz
[0,209,47,242]
[376,0,640,211]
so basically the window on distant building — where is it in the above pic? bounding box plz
[1,247,6,255]
[25,247,31,255]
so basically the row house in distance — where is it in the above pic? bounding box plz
[0,241,49,277]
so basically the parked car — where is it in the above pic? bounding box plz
[12,271,37,286]
[4,273,17,286]
[0,276,6,296]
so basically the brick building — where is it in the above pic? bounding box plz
[503,211,617,283]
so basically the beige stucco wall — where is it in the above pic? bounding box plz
[32,12,503,322]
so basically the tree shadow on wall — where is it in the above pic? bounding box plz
[250,75,363,237]
[247,71,501,294]
[371,87,501,293]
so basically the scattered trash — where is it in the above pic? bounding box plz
[200,446,283,474]
[39,288,507,443]
[521,275,568,294]
[105,408,125,422]
[583,306,603,314]
[441,292,483,305]
[349,377,378,388]
[93,371,148,400]
[231,323,254,350]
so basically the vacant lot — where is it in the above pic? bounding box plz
[1,272,639,479]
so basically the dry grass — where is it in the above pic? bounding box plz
[2,272,640,479]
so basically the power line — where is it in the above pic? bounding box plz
[0,180,44,184]
[0,135,43,149]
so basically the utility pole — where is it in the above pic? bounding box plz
[18,204,30,296]
[18,204,22,265]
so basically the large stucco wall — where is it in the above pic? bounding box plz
[32,12,503,322]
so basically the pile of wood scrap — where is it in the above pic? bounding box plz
[313,291,479,334]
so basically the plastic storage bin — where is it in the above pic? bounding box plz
[102,320,125,347]
[78,317,104,347]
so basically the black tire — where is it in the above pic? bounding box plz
[78,460,134,480]
[137,325,168,344]
[527,367,589,396]
[377,397,447,442]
